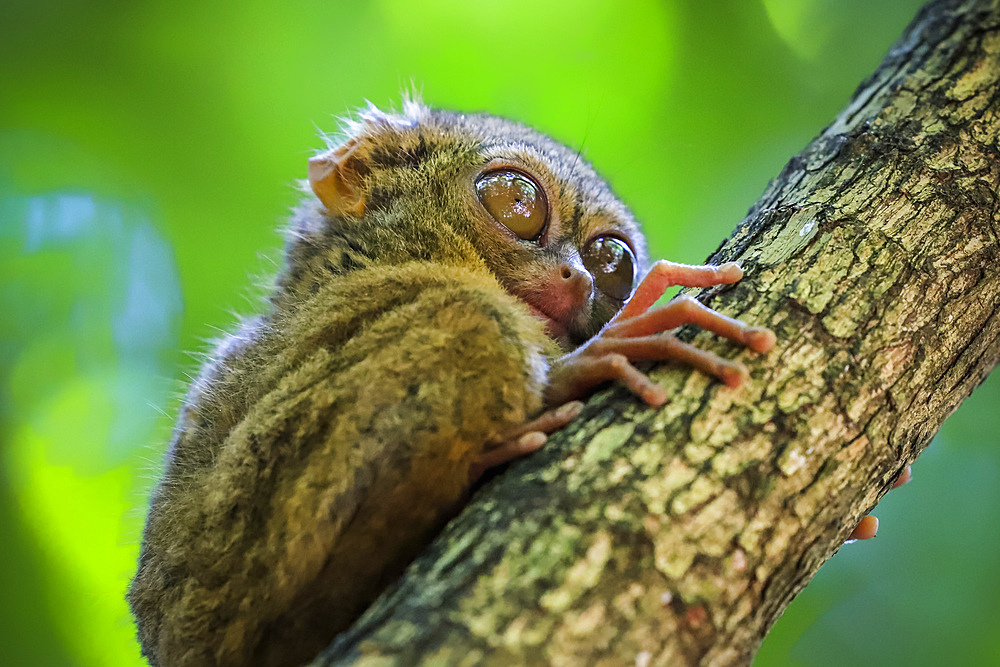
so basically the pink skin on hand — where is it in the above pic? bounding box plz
[469,401,585,482]
[479,258,909,548]
[545,260,775,407]
[474,260,776,477]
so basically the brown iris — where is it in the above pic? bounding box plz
[476,169,547,240]
[582,236,636,301]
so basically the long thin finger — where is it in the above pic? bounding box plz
[607,296,776,353]
[617,265,673,320]
[471,432,547,480]
[656,260,744,288]
[493,401,584,443]
[618,261,744,321]
[592,335,748,387]
[578,354,668,405]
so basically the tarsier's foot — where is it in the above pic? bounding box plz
[546,260,776,407]
[846,465,912,542]
[470,401,585,480]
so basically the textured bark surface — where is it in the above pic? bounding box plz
[316,1,1000,664]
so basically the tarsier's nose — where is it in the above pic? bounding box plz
[557,262,594,309]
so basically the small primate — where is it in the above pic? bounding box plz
[128,100,776,667]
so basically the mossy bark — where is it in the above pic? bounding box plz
[315,0,1000,664]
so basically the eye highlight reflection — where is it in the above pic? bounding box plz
[582,235,636,301]
[476,169,548,241]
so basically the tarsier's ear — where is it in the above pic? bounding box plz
[309,103,426,217]
[309,139,370,218]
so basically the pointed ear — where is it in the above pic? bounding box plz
[308,139,370,217]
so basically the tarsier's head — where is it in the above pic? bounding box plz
[304,99,648,347]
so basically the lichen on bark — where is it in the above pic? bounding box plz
[315,1,1000,664]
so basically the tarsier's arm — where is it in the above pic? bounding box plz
[131,263,776,667]
[130,265,560,667]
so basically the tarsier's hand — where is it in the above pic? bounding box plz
[472,260,775,479]
[546,260,776,407]
[477,258,905,546]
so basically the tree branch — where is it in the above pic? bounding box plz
[316,0,1000,663]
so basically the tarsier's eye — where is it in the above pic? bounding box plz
[582,235,636,301]
[476,169,548,241]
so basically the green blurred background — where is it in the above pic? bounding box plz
[2,0,998,664]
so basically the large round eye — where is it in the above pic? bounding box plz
[476,170,547,240]
[582,236,636,301]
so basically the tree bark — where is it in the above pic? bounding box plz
[315,0,1000,664]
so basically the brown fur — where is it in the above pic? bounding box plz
[128,99,646,666]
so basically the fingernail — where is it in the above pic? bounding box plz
[518,432,546,450]
[746,328,776,353]
[646,386,668,406]
[722,366,747,388]
[558,401,584,418]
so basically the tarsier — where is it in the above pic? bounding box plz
[128,100,780,667]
